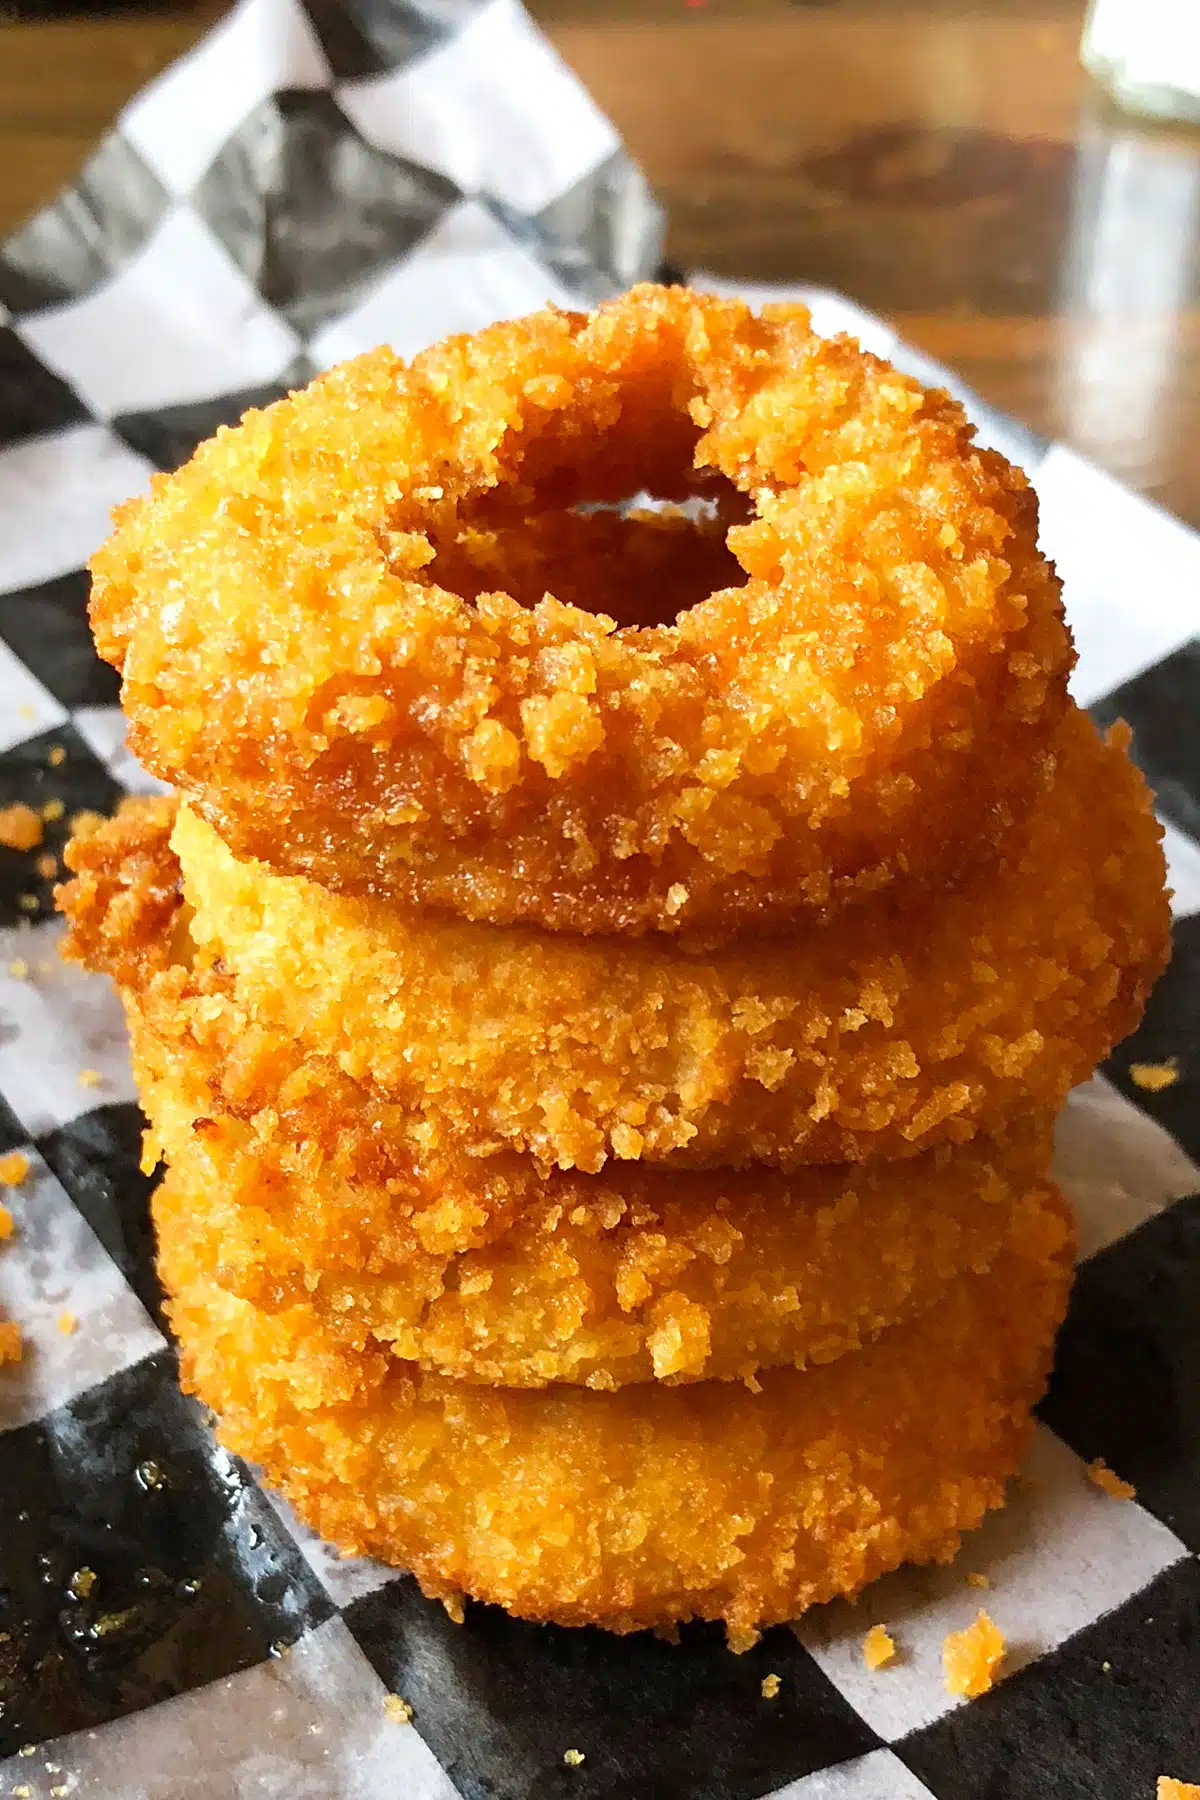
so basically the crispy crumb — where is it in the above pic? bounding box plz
[0,1205,12,1240]
[1102,1660,1112,1672]
[0,803,43,851]
[0,1151,29,1189]
[13,1784,33,1799]
[0,1319,22,1365]
[17,1746,35,1757]
[58,1312,78,1336]
[70,1568,97,1599]
[42,797,65,823]
[563,1750,585,1768]
[1087,1458,1136,1501]
[17,893,38,912]
[77,1069,103,1089]
[48,745,67,767]
[1158,1782,1200,1799]
[36,851,57,880]
[863,1624,896,1670]
[8,958,28,979]
[943,1610,1005,1697]
[383,1693,413,1724]
[1130,1061,1179,1092]
[967,1571,991,1589]
[441,1593,465,1624]
[761,1672,781,1699]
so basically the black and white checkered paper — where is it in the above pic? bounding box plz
[1,3,1199,1794]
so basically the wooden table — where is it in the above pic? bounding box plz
[2,0,1198,524]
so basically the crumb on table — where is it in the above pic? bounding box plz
[761,1672,781,1699]
[1087,1458,1136,1501]
[41,797,65,823]
[942,1610,1005,1697]
[0,1151,29,1189]
[58,1311,78,1336]
[0,1320,22,1366]
[1158,1780,1200,1799]
[563,1749,585,1768]
[77,1069,103,1089]
[0,1204,12,1240]
[36,851,57,880]
[8,958,29,979]
[0,803,43,851]
[967,1571,991,1589]
[48,745,66,767]
[862,1624,896,1670]
[383,1693,413,1725]
[1129,1061,1179,1092]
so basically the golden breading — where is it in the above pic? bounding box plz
[169,704,1168,1171]
[127,965,1052,1388]
[157,1171,1076,1640]
[89,284,1072,937]
[57,794,1053,1389]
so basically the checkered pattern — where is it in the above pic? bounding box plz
[1,4,1199,1791]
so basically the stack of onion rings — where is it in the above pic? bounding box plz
[58,284,1169,1641]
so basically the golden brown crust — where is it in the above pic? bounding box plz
[90,284,1073,937]
[56,794,184,989]
[58,793,1052,1389]
[169,704,1169,1171]
[158,1171,1075,1638]
[126,965,1051,1387]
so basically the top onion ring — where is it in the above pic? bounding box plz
[90,284,1074,936]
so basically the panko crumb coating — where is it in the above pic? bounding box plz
[170,704,1168,1172]
[89,284,1073,938]
[156,1172,1075,1640]
[56,793,1052,1390]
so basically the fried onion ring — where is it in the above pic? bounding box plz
[57,796,1049,1390]
[90,284,1073,936]
[157,1169,1074,1639]
[168,705,1168,1171]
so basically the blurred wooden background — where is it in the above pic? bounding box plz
[2,0,1198,524]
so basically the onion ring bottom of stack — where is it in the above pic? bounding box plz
[157,1169,1074,1641]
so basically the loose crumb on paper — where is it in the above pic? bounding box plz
[761,1672,781,1699]
[58,1311,78,1337]
[0,1151,29,1189]
[0,1204,12,1241]
[942,1611,1005,1697]
[967,1571,991,1590]
[0,803,43,851]
[77,1069,103,1090]
[0,1321,23,1366]
[1158,1781,1200,1799]
[1130,1061,1179,1093]
[862,1624,896,1670]
[1087,1458,1136,1501]
[563,1749,585,1768]
[8,958,29,979]
[383,1694,413,1725]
